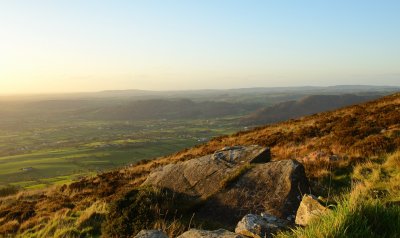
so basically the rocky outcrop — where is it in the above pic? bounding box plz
[198,159,309,225]
[177,229,244,238]
[143,146,271,198]
[143,145,309,227]
[134,229,169,238]
[235,214,288,238]
[295,194,328,226]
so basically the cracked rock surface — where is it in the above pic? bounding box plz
[142,145,271,198]
[142,145,309,226]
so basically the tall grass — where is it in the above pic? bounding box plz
[277,192,400,238]
[276,151,400,238]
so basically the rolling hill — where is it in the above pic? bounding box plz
[241,94,380,125]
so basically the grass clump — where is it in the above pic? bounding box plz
[17,201,108,238]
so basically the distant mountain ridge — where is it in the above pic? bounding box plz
[1,85,398,101]
[241,94,381,125]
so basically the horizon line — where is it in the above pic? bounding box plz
[1,84,399,97]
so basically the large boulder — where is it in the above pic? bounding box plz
[143,146,309,227]
[143,145,271,198]
[295,194,328,226]
[177,229,244,238]
[134,230,169,238]
[235,214,288,238]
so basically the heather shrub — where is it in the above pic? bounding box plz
[351,135,394,157]
[0,185,19,197]
[101,187,197,238]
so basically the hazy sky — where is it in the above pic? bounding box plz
[1,1,399,94]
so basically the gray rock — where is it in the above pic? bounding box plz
[134,229,169,238]
[143,145,271,198]
[143,146,309,227]
[198,159,309,226]
[213,145,271,164]
[177,229,244,238]
[235,214,288,238]
[295,194,328,226]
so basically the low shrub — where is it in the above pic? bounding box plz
[0,185,19,197]
[101,187,198,238]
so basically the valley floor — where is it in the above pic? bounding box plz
[0,117,243,191]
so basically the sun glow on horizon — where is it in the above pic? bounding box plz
[1,1,400,94]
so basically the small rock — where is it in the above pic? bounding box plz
[177,229,244,238]
[295,194,328,226]
[235,214,288,238]
[329,155,340,161]
[285,215,295,222]
[134,230,168,238]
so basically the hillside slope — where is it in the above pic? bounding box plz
[241,94,380,125]
[0,93,399,237]
[82,99,260,120]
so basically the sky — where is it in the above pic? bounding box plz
[0,1,400,94]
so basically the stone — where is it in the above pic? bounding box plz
[198,159,309,226]
[143,145,272,198]
[143,146,309,227]
[295,194,329,226]
[212,146,271,164]
[177,229,244,238]
[235,214,288,238]
[134,229,169,238]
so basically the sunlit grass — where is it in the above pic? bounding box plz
[276,151,400,238]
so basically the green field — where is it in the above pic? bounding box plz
[0,117,243,190]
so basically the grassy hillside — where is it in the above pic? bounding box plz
[0,93,399,237]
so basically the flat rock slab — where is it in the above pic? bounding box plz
[177,229,244,238]
[213,145,271,164]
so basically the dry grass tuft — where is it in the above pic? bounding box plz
[0,220,19,234]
